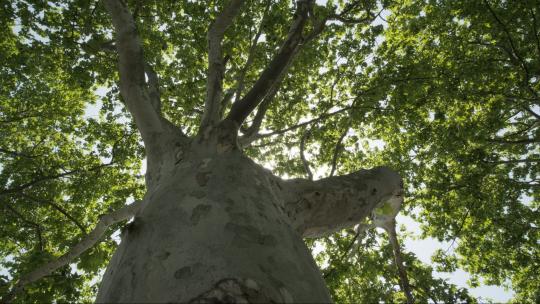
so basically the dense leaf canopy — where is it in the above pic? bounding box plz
[1,0,538,302]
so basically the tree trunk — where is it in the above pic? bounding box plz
[96,131,402,303]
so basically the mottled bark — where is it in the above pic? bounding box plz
[95,131,403,302]
[282,167,403,238]
[97,141,332,303]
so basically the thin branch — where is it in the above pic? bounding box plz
[20,193,87,234]
[444,210,470,255]
[220,88,236,118]
[300,128,313,180]
[1,200,143,303]
[104,0,163,144]
[144,63,161,114]
[0,161,115,196]
[249,105,356,141]
[200,0,245,130]
[523,106,540,121]
[530,8,540,56]
[0,148,35,159]
[323,223,372,279]
[3,204,44,252]
[226,0,312,126]
[329,6,384,25]
[329,127,349,177]
[487,137,539,145]
[487,158,540,164]
[483,0,538,100]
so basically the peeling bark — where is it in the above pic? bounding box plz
[282,167,403,238]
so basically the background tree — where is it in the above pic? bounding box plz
[0,0,537,302]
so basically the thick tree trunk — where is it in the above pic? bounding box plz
[96,131,402,303]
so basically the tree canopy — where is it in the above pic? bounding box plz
[1,0,538,302]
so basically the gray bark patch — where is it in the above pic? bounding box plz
[191,204,212,225]
[156,251,170,260]
[174,266,192,280]
[190,190,206,199]
[225,223,276,248]
[229,212,251,224]
[188,278,270,304]
[261,235,277,246]
[196,171,211,187]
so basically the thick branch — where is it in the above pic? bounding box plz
[282,166,403,238]
[104,0,162,143]
[226,0,312,126]
[200,0,244,130]
[234,0,271,104]
[240,68,286,141]
[1,200,143,303]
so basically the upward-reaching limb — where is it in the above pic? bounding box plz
[200,0,245,131]
[225,0,313,127]
[104,0,163,145]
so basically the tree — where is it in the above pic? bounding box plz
[0,0,537,303]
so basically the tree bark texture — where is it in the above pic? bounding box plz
[96,132,403,303]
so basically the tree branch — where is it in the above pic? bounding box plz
[523,106,540,121]
[300,128,313,180]
[329,127,349,177]
[487,137,539,145]
[20,193,87,234]
[240,65,287,142]
[200,0,245,130]
[225,0,312,126]
[1,200,143,304]
[3,204,44,252]
[234,0,271,104]
[487,158,540,164]
[282,166,403,238]
[530,8,540,56]
[0,148,35,159]
[240,104,357,146]
[104,0,163,144]
[384,220,414,304]
[144,63,161,115]
[0,161,115,196]
[323,223,373,279]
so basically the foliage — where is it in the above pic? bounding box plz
[1,0,538,302]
